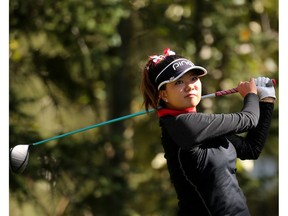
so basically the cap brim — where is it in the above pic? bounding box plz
[157,66,207,89]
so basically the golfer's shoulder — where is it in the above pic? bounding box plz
[160,112,203,126]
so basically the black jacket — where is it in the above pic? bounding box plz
[159,93,274,216]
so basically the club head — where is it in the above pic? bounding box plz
[9,144,32,174]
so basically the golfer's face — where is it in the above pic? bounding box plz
[160,71,202,110]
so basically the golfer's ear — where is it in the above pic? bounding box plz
[159,90,168,102]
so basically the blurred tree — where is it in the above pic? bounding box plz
[9,0,278,215]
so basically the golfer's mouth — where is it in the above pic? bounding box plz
[185,93,197,98]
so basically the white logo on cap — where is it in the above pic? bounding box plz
[172,60,194,70]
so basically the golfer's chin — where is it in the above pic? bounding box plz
[185,97,200,107]
[177,101,199,110]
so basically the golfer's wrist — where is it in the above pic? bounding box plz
[259,97,275,103]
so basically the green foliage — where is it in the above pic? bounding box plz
[10,0,278,215]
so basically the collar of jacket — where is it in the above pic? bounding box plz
[157,108,195,117]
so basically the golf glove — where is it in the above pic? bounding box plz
[254,77,276,100]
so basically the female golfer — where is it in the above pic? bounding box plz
[141,48,275,216]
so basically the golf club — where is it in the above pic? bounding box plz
[9,78,276,174]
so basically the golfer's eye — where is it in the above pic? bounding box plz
[191,76,199,82]
[175,80,184,85]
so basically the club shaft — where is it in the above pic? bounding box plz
[33,78,276,146]
[33,108,155,146]
[32,90,233,146]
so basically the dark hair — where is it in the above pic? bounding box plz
[140,54,183,112]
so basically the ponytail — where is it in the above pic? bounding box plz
[141,60,159,112]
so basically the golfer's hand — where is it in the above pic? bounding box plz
[254,77,276,100]
[237,78,257,98]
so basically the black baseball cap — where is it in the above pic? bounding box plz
[155,58,207,90]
